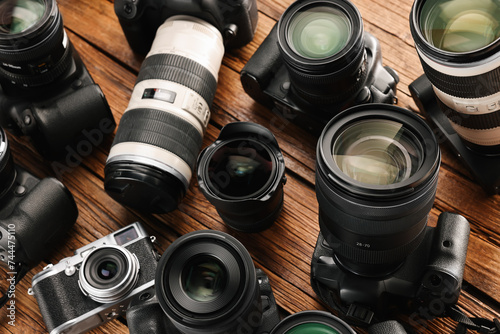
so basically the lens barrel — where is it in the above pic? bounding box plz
[0,127,16,197]
[410,0,500,151]
[155,230,262,334]
[316,104,440,277]
[270,311,356,334]
[277,0,366,105]
[0,0,72,89]
[197,122,286,232]
[105,16,225,213]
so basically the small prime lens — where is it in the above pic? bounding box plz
[197,122,286,232]
[105,15,225,213]
[316,104,440,277]
[156,230,262,334]
[410,0,500,151]
[79,245,140,304]
[277,0,365,104]
[270,311,356,334]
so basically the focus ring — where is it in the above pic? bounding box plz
[437,99,500,130]
[136,53,217,105]
[113,108,203,169]
[421,59,500,98]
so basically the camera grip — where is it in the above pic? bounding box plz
[368,320,407,334]
[241,23,282,107]
[127,295,181,334]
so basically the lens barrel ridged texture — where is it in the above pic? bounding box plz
[437,99,500,130]
[113,108,203,170]
[136,53,217,105]
[421,60,500,98]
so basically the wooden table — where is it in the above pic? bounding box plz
[1,0,499,333]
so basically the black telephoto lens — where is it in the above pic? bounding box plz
[156,230,264,334]
[270,311,356,334]
[316,104,440,277]
[277,0,366,105]
[410,0,500,153]
[197,122,286,232]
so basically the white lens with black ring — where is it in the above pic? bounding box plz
[410,0,500,149]
[105,15,225,213]
[78,245,140,304]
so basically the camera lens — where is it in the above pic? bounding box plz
[316,104,440,277]
[79,245,140,304]
[0,127,15,197]
[270,311,356,334]
[156,230,262,334]
[197,122,286,232]
[410,0,500,151]
[277,0,365,104]
[0,0,72,90]
[105,15,225,213]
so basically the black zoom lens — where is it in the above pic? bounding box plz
[277,0,365,105]
[0,0,72,90]
[270,311,356,334]
[197,122,286,232]
[316,104,440,277]
[156,230,263,334]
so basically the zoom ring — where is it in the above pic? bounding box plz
[136,53,217,105]
[421,60,500,98]
[437,99,500,130]
[113,108,203,169]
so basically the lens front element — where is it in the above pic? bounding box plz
[0,0,46,34]
[288,5,351,59]
[182,256,227,302]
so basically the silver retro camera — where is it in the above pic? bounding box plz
[30,222,159,334]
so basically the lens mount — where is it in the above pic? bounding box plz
[79,245,140,304]
[270,311,356,334]
[156,230,260,334]
[197,122,286,232]
[316,104,440,277]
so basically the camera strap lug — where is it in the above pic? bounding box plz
[447,305,500,334]
[346,303,374,325]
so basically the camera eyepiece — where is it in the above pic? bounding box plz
[197,122,286,232]
[410,0,500,151]
[316,104,440,277]
[270,311,356,334]
[155,230,263,334]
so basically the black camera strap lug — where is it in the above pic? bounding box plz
[346,303,374,325]
[447,305,500,334]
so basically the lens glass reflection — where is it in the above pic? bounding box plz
[333,120,423,185]
[208,139,273,198]
[285,323,341,334]
[97,260,119,280]
[0,0,45,34]
[419,0,500,53]
[287,5,351,59]
[182,256,227,302]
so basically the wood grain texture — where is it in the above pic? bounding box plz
[0,0,498,333]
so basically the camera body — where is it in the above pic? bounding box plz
[127,268,280,334]
[241,24,399,134]
[311,212,470,325]
[114,0,258,54]
[31,222,159,334]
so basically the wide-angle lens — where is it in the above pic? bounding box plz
[270,311,355,334]
[197,122,286,232]
[410,0,500,151]
[156,230,263,334]
[105,15,224,213]
[277,0,365,104]
[316,104,440,277]
[79,245,140,304]
[287,6,350,59]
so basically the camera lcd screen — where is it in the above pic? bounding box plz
[114,226,139,245]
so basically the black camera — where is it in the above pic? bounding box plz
[0,0,115,159]
[241,0,399,134]
[105,0,258,214]
[0,126,78,287]
[311,104,470,325]
[127,230,280,334]
[30,222,159,334]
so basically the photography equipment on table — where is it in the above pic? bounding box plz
[311,104,470,326]
[127,229,280,334]
[241,0,399,134]
[30,222,159,334]
[105,0,258,214]
[0,126,78,307]
[197,122,286,232]
[409,0,500,194]
[0,0,115,159]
